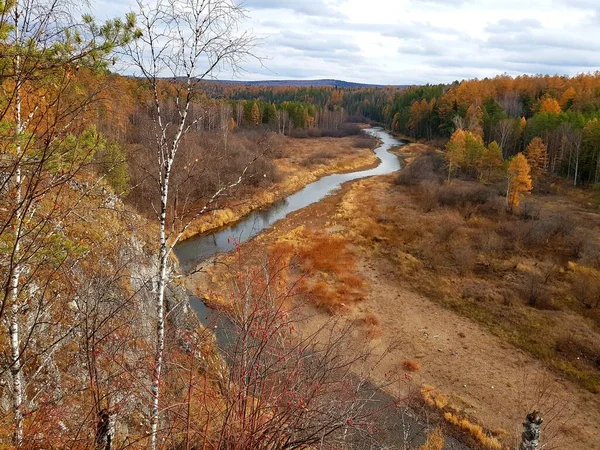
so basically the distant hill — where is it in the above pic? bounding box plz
[204,79,403,88]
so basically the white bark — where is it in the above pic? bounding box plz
[9,8,25,445]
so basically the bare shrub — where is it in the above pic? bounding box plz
[519,201,541,220]
[461,281,503,303]
[520,214,576,250]
[418,181,440,212]
[518,269,556,309]
[395,151,444,186]
[555,333,600,370]
[576,233,600,268]
[449,239,475,275]
[289,123,363,139]
[568,263,600,309]
[436,184,492,209]
[353,133,378,148]
[301,150,335,167]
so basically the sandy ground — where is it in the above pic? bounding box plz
[185,143,600,449]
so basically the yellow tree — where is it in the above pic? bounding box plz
[519,117,527,132]
[525,137,548,174]
[463,131,486,175]
[507,153,533,211]
[538,96,562,114]
[251,102,261,126]
[481,141,504,181]
[392,112,400,132]
[560,86,576,109]
[445,129,466,181]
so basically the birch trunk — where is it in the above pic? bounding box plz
[150,162,170,450]
[9,9,25,445]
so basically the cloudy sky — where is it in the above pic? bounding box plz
[93,0,600,85]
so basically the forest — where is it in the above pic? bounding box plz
[1,0,600,449]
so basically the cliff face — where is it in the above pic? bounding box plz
[0,181,202,446]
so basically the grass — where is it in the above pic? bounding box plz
[269,228,367,313]
[420,385,506,450]
[335,146,600,393]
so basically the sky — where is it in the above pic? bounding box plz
[93,0,600,85]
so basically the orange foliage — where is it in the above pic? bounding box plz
[403,360,421,372]
[525,137,548,173]
[507,153,533,210]
[538,96,562,114]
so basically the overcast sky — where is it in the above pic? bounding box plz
[93,0,600,85]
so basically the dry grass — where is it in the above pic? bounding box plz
[443,412,504,450]
[421,385,505,450]
[268,228,367,313]
[403,360,421,372]
[179,135,377,241]
[418,427,445,450]
[335,147,600,393]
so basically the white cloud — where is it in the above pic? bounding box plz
[95,0,600,84]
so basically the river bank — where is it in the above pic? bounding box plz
[177,133,380,243]
[183,137,600,450]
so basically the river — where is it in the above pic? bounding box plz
[174,127,403,272]
[174,128,468,450]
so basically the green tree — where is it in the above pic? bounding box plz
[0,1,136,444]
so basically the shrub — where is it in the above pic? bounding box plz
[353,134,377,149]
[396,151,444,186]
[403,360,421,372]
[436,183,492,209]
[555,333,600,369]
[362,313,380,326]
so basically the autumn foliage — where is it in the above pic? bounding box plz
[507,153,533,210]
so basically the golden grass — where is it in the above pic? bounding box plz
[418,427,445,450]
[269,228,367,313]
[421,385,505,450]
[443,412,504,450]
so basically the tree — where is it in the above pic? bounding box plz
[0,1,135,444]
[126,1,256,448]
[445,129,466,181]
[538,96,562,114]
[250,102,261,125]
[507,153,533,211]
[463,131,486,176]
[481,141,504,181]
[525,137,548,175]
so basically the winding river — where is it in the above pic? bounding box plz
[173,128,467,450]
[174,127,404,272]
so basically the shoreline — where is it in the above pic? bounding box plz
[176,134,382,244]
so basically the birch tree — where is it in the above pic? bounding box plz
[126,1,256,447]
[0,1,135,444]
